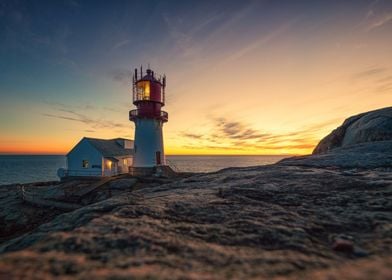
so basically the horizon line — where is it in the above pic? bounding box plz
[0,153,300,157]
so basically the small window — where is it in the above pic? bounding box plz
[123,159,127,166]
[136,81,150,100]
[82,160,89,168]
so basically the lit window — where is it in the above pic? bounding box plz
[123,159,127,165]
[82,160,89,168]
[136,81,150,100]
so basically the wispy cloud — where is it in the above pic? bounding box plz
[352,66,392,94]
[365,12,392,31]
[43,111,127,130]
[66,0,81,9]
[181,132,204,139]
[223,19,297,63]
[109,68,132,85]
[162,11,223,58]
[364,0,392,31]
[212,118,270,141]
[44,101,96,111]
[353,67,387,79]
[43,102,128,130]
[111,39,131,50]
[179,116,340,153]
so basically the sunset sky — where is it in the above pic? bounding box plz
[0,0,391,155]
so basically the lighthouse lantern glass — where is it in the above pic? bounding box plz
[136,81,150,101]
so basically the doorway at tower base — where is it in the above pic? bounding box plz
[129,165,177,177]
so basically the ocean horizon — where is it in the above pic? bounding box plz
[0,154,288,186]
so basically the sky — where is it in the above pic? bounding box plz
[0,0,391,155]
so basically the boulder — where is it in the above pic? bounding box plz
[313,107,392,154]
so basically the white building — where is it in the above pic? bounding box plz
[58,137,134,178]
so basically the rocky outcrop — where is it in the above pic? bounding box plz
[280,107,392,169]
[313,107,392,154]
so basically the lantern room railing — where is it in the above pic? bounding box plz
[129,109,168,122]
[132,91,165,104]
[132,82,165,105]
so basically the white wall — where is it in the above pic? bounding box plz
[133,118,165,167]
[67,139,103,176]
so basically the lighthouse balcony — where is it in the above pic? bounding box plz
[129,109,168,122]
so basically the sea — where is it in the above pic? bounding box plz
[0,155,287,186]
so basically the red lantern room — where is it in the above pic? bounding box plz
[129,67,168,122]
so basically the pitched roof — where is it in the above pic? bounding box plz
[84,137,133,157]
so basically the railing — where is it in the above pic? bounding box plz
[129,109,168,122]
[132,91,165,104]
[166,159,180,173]
[65,169,102,176]
[19,185,81,210]
[61,169,118,177]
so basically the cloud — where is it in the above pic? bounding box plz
[374,74,392,93]
[244,143,316,151]
[66,0,81,9]
[223,19,297,63]
[364,0,392,32]
[377,75,392,83]
[112,39,131,50]
[162,11,223,58]
[43,107,128,130]
[102,106,120,112]
[179,116,341,153]
[213,118,271,140]
[352,67,392,94]
[44,101,96,111]
[353,67,387,79]
[375,82,392,93]
[365,12,392,31]
[181,132,204,139]
[181,144,248,151]
[109,68,133,84]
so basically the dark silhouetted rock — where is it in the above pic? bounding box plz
[280,107,392,169]
[313,107,392,154]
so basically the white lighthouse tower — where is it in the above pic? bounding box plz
[129,67,168,174]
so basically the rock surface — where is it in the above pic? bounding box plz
[313,106,392,154]
[0,163,391,279]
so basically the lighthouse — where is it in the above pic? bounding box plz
[129,67,168,174]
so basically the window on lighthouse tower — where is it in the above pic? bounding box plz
[136,81,150,101]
